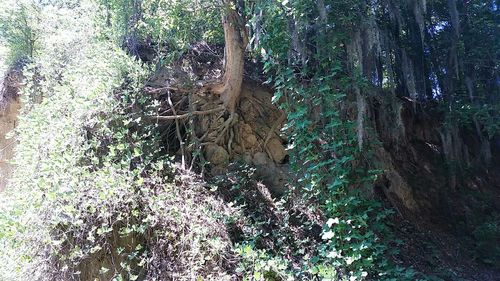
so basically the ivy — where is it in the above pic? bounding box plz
[255,0,414,279]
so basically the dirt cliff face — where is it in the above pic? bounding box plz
[370,95,500,229]
[0,68,22,191]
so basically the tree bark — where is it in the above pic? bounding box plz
[211,0,248,114]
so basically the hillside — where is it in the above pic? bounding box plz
[0,0,498,280]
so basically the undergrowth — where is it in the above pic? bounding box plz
[0,3,239,280]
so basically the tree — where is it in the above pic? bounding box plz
[208,0,248,114]
[0,0,41,63]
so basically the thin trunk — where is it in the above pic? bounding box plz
[105,1,111,28]
[126,0,141,57]
[447,0,460,78]
[316,0,327,23]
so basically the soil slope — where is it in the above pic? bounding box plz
[0,68,21,191]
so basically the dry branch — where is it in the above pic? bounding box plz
[150,106,225,121]
[144,86,194,94]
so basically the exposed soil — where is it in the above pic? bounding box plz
[0,67,21,191]
[371,96,500,280]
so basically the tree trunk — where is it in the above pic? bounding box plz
[125,0,141,57]
[211,0,248,113]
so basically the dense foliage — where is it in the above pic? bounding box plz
[0,0,41,63]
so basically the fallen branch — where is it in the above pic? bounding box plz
[144,86,193,94]
[144,79,222,95]
[149,106,225,121]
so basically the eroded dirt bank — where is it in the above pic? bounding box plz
[0,68,21,191]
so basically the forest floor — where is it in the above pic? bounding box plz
[391,214,500,281]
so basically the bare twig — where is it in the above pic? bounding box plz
[144,85,193,94]
[150,106,225,121]
[158,96,187,115]
[0,138,17,153]
[167,91,186,169]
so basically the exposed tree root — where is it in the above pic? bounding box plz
[263,112,286,160]
[215,112,237,143]
[264,112,286,148]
